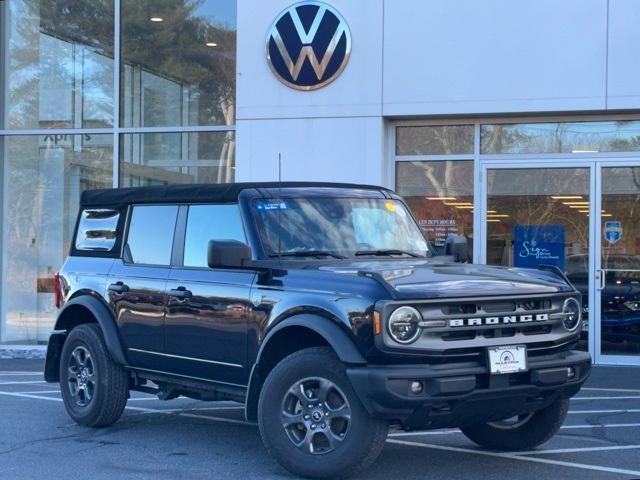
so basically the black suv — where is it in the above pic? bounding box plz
[45,182,591,478]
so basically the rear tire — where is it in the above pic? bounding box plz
[258,347,388,479]
[460,398,569,451]
[59,323,129,427]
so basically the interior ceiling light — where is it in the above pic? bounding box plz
[571,149,599,153]
[454,206,474,209]
[602,213,613,217]
[487,210,497,213]
[562,202,589,205]
[487,219,501,222]
[568,205,589,209]
[551,195,583,200]
[443,202,473,206]
[150,16,164,22]
[487,214,509,218]
[578,210,589,213]
[205,42,218,47]
[426,196,456,201]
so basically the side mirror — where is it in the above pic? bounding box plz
[207,240,252,269]
[445,235,468,263]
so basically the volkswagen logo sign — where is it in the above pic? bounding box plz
[266,1,351,90]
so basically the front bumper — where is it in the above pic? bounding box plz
[347,349,591,430]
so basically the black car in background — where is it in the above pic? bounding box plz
[44,182,591,478]
[566,254,640,355]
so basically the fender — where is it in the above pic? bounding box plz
[54,295,127,365]
[257,314,368,366]
[244,314,367,421]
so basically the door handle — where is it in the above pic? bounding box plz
[108,281,129,294]
[169,287,192,299]
[597,270,606,291]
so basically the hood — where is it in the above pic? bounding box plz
[309,259,573,300]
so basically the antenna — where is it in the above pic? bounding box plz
[277,153,282,262]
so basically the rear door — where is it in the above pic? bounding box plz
[165,204,255,386]
[108,204,179,371]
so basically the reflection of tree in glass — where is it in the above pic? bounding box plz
[122,0,236,127]
[7,0,114,128]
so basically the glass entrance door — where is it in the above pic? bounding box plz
[482,166,592,352]
[595,166,640,364]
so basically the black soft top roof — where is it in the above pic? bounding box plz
[80,182,389,208]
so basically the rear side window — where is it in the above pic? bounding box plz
[183,204,246,267]
[75,209,120,252]
[126,205,178,265]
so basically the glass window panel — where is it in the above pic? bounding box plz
[481,121,640,154]
[486,167,590,351]
[120,131,235,186]
[395,161,474,253]
[126,206,178,265]
[600,167,640,356]
[120,0,237,127]
[3,0,114,129]
[396,125,474,155]
[1,134,113,344]
[75,209,120,251]
[184,205,246,267]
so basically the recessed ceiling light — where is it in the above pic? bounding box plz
[205,42,218,47]
[426,196,456,201]
[150,17,163,22]
[551,195,583,200]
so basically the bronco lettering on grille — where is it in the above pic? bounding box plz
[449,313,549,327]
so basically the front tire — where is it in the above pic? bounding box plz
[59,323,129,427]
[258,347,388,479]
[460,398,569,451]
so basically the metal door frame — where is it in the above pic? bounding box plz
[479,158,640,365]
[593,160,640,366]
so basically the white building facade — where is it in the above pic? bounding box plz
[1,0,640,365]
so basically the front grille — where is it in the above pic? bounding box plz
[383,293,577,356]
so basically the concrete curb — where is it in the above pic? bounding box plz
[0,345,47,360]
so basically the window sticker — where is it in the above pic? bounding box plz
[385,202,396,213]
[255,200,288,211]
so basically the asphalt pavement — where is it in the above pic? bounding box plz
[1,359,639,479]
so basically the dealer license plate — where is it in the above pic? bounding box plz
[488,345,527,374]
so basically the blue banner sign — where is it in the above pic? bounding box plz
[514,225,565,269]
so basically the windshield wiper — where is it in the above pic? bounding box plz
[354,249,420,258]
[269,250,346,259]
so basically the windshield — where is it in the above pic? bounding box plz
[251,197,432,258]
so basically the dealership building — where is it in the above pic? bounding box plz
[1,0,640,366]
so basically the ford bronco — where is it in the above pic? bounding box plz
[44,182,591,478]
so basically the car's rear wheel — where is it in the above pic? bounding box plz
[59,323,129,427]
[460,398,569,451]
[258,347,388,479]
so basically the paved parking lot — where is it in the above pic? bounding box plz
[1,359,639,480]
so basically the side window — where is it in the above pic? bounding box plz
[75,209,120,252]
[126,205,178,265]
[183,204,246,268]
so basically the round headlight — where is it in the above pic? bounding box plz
[388,306,422,344]
[562,298,581,331]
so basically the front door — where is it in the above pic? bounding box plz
[594,164,640,365]
[164,203,254,386]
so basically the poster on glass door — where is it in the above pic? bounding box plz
[514,225,565,270]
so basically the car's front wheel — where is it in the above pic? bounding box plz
[258,347,388,479]
[59,323,129,427]
[460,397,569,451]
